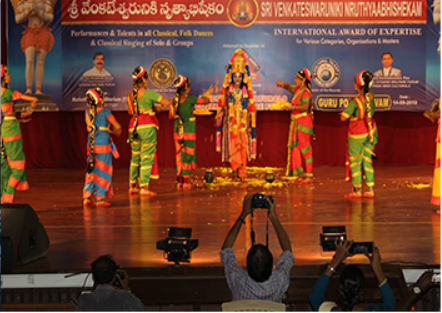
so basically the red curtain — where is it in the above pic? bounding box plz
[20,111,437,169]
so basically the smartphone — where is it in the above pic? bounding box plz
[350,241,373,254]
[431,272,440,283]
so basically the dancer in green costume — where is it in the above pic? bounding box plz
[1,64,38,203]
[340,70,377,198]
[127,66,170,196]
[169,75,210,188]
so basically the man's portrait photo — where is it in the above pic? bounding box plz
[373,52,402,77]
[82,52,112,77]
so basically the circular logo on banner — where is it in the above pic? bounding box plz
[312,58,340,88]
[227,0,259,28]
[148,59,177,88]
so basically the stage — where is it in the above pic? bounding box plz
[10,165,440,273]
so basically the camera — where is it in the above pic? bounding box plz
[320,226,347,251]
[113,266,126,289]
[251,193,273,209]
[432,272,440,284]
[350,241,374,254]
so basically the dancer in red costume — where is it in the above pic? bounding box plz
[276,68,314,184]
[340,71,377,198]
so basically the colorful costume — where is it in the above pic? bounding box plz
[21,24,54,53]
[431,101,440,206]
[216,49,256,179]
[341,92,378,190]
[83,108,119,201]
[170,95,198,182]
[127,90,162,188]
[287,86,314,177]
[1,88,29,203]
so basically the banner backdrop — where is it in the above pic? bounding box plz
[7,0,440,112]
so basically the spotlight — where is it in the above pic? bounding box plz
[204,169,214,183]
[265,172,275,183]
[320,226,346,251]
[157,228,198,264]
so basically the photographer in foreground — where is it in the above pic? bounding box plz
[220,193,294,302]
[309,240,396,311]
[77,255,147,311]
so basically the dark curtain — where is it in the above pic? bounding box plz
[20,111,437,169]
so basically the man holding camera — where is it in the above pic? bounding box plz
[77,255,147,311]
[220,194,294,302]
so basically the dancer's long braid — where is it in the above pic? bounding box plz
[1,64,7,160]
[172,75,189,145]
[86,88,102,173]
[129,66,147,143]
[298,68,315,140]
[360,71,376,156]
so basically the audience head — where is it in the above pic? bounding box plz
[247,244,273,283]
[339,265,365,311]
[91,254,118,284]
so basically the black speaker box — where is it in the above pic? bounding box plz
[1,203,50,268]
[1,236,18,273]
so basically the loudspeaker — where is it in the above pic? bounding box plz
[1,203,50,267]
[1,236,18,273]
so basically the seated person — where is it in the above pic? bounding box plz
[309,240,396,311]
[76,255,147,311]
[220,194,294,302]
[394,270,434,311]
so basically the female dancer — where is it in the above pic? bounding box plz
[340,70,377,198]
[83,88,122,207]
[215,49,256,182]
[170,75,210,188]
[127,66,169,196]
[1,64,38,203]
[276,68,314,183]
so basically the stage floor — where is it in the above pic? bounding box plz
[12,165,441,273]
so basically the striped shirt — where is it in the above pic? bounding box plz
[220,248,294,302]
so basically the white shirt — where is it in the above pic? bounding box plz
[83,67,112,77]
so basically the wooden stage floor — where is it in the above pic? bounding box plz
[12,165,441,273]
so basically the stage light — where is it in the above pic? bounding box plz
[156,228,198,264]
[320,226,346,251]
[265,172,275,183]
[204,169,214,183]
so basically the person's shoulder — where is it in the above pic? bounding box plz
[391,68,402,76]
[188,95,198,102]
[4,88,15,95]
[82,68,96,77]
[302,89,312,96]
[101,108,112,115]
[102,68,112,76]
[147,89,161,98]
[373,69,382,76]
